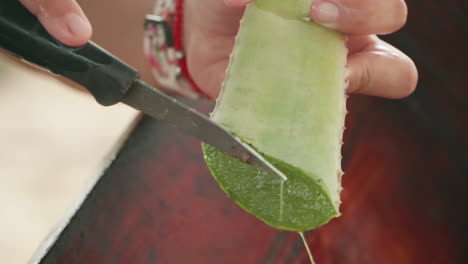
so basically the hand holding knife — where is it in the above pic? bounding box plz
[0,0,287,180]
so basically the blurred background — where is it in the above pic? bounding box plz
[0,55,139,264]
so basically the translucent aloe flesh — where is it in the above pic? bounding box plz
[203,0,347,231]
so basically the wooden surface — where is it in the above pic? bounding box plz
[35,0,467,263]
[0,57,138,264]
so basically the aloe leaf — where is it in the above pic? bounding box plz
[203,0,347,231]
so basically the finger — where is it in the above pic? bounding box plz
[223,0,252,8]
[311,0,407,35]
[346,36,418,98]
[19,0,92,46]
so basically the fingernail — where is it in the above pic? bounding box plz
[312,1,339,29]
[63,13,92,38]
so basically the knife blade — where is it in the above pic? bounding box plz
[0,0,287,181]
[122,80,287,181]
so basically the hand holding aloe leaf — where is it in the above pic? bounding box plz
[184,0,417,99]
[198,0,417,231]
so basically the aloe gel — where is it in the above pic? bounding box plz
[203,0,347,231]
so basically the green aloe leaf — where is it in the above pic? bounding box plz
[203,0,347,231]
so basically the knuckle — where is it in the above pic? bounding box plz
[358,63,372,94]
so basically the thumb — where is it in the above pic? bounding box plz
[19,0,92,47]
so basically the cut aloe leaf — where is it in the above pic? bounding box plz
[203,0,347,231]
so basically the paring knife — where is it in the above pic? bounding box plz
[0,0,287,181]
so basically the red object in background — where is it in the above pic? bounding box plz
[34,0,467,263]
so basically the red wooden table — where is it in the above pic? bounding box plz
[33,0,467,263]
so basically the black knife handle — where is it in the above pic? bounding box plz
[0,0,139,106]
